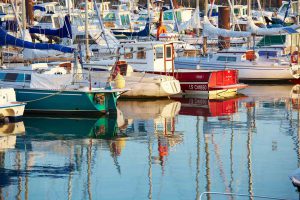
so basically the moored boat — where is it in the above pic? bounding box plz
[83,60,181,98]
[117,41,247,98]
[0,64,123,115]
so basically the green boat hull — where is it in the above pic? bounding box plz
[15,88,118,115]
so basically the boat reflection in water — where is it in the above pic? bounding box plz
[1,85,300,199]
[0,99,184,199]
[177,84,300,200]
[173,95,244,118]
[0,121,25,150]
[117,99,183,167]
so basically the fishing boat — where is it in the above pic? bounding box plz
[117,41,247,98]
[0,88,25,121]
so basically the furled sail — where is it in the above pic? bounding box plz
[247,17,299,35]
[0,28,74,53]
[29,15,72,39]
[202,16,251,37]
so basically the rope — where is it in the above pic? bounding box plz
[21,85,68,103]
[199,192,291,200]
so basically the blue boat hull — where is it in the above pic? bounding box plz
[14,88,118,114]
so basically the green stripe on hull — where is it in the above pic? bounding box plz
[15,89,117,113]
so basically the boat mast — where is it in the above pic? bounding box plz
[203,0,208,55]
[22,0,26,34]
[195,0,199,36]
[85,0,90,62]
[247,0,253,49]
[298,0,300,24]
[147,0,151,39]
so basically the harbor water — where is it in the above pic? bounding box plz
[0,84,299,200]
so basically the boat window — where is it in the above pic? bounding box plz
[257,35,286,47]
[39,15,53,23]
[138,122,147,132]
[53,17,60,28]
[124,47,133,59]
[291,3,298,14]
[46,6,55,13]
[120,14,130,25]
[166,46,172,59]
[163,11,173,21]
[73,35,97,45]
[234,8,239,16]
[258,51,277,57]
[217,56,237,62]
[175,11,182,23]
[279,3,289,14]
[137,14,147,21]
[208,8,218,16]
[103,12,116,22]
[156,47,164,59]
[137,47,146,59]
[3,73,18,82]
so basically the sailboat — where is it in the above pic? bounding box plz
[0,28,126,115]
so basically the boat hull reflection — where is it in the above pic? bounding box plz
[173,96,245,117]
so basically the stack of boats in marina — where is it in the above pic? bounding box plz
[1,0,300,113]
[0,29,127,115]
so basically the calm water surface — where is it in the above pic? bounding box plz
[0,84,300,200]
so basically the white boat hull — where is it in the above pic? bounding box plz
[0,103,26,119]
[89,71,181,98]
[175,57,300,81]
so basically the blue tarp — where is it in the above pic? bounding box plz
[33,5,46,12]
[0,28,74,53]
[29,15,72,38]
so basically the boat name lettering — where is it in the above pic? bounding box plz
[188,84,207,91]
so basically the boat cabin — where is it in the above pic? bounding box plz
[206,4,247,18]
[37,13,62,29]
[97,2,110,16]
[78,1,94,10]
[34,2,58,14]
[278,1,298,17]
[103,4,132,29]
[118,41,174,72]
[163,8,193,25]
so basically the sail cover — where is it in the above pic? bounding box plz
[29,15,72,38]
[202,16,251,38]
[0,28,74,53]
[112,22,150,37]
[247,17,299,35]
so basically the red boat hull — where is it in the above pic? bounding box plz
[146,69,247,96]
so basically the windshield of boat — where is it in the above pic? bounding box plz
[104,12,116,22]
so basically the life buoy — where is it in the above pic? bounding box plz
[291,51,299,64]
